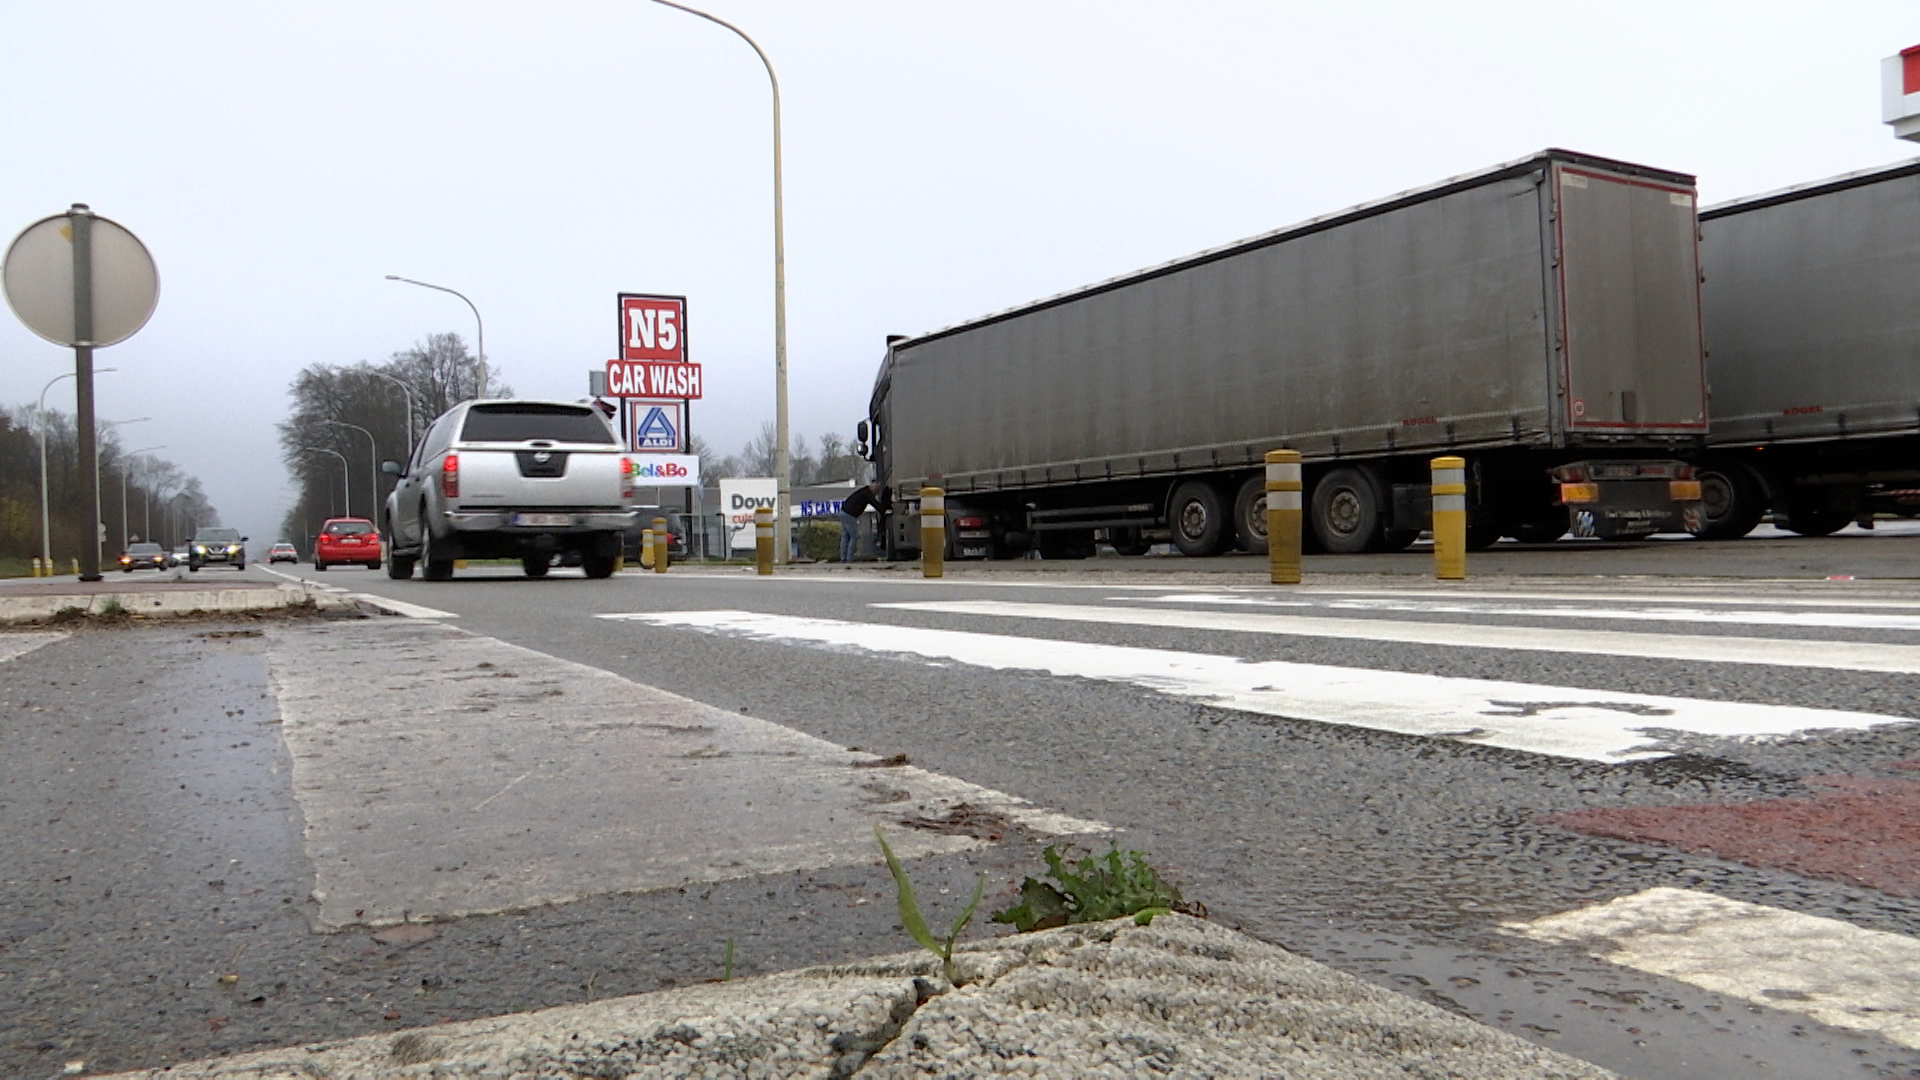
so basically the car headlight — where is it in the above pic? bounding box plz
[193,545,207,553]
[227,545,240,553]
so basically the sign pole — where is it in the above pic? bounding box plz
[70,205,102,581]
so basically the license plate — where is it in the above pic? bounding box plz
[512,513,574,527]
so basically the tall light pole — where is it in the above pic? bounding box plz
[368,369,424,454]
[645,0,790,563]
[301,447,350,522]
[122,445,165,548]
[384,276,486,399]
[95,417,150,561]
[321,419,379,520]
[36,367,116,571]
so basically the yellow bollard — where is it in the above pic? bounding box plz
[1264,450,1303,585]
[755,506,774,576]
[70,558,79,576]
[920,487,945,579]
[640,529,655,569]
[30,557,41,578]
[1431,455,1467,581]
[652,516,669,574]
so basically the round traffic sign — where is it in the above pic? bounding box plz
[3,207,159,348]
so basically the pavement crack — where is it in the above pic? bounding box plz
[836,976,944,1077]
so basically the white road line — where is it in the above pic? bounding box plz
[880,599,1920,675]
[266,620,1105,929]
[345,593,459,619]
[603,610,1907,763]
[629,571,1216,592]
[1507,888,1920,1049]
[1268,586,1920,612]
[1125,592,1920,632]
[0,632,64,664]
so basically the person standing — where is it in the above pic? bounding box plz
[838,482,875,562]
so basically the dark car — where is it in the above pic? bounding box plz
[119,542,167,572]
[189,527,247,571]
[313,518,382,571]
[623,508,689,563]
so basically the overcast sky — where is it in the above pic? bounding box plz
[3,2,1916,539]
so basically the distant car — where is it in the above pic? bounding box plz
[168,547,189,567]
[267,542,299,564]
[119,542,167,572]
[313,518,381,571]
[188,527,247,571]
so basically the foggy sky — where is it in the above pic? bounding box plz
[3,2,1914,539]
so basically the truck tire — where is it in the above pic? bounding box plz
[1465,521,1503,551]
[1310,467,1382,554]
[1778,501,1849,537]
[1108,527,1153,557]
[1232,476,1268,555]
[1692,462,1767,540]
[420,519,455,581]
[1168,480,1231,557]
[1510,519,1567,544]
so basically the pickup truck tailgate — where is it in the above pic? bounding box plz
[454,446,626,508]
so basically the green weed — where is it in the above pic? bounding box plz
[873,824,986,985]
[991,844,1186,932]
[722,938,735,982]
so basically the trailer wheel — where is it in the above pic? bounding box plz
[1510,519,1568,544]
[1778,501,1849,537]
[1310,467,1382,554]
[1169,481,1231,556]
[1692,462,1767,540]
[1232,476,1269,555]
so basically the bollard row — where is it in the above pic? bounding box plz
[1261,453,1469,585]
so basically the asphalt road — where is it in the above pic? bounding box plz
[5,530,1920,1078]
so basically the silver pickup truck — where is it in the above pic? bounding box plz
[381,400,639,580]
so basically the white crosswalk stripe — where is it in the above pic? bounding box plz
[602,610,1906,764]
[1507,888,1920,1049]
[1126,591,1920,631]
[875,599,1920,674]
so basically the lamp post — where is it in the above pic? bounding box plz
[321,419,378,520]
[644,0,790,563]
[368,369,424,454]
[122,445,165,548]
[95,417,150,562]
[36,367,117,572]
[301,447,350,522]
[384,276,486,399]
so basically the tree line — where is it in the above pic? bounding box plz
[275,331,868,549]
[0,405,218,566]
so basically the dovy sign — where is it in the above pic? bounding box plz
[720,477,778,550]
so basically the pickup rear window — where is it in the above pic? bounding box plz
[461,404,616,445]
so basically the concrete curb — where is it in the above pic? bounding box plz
[0,584,355,624]
[100,915,1613,1079]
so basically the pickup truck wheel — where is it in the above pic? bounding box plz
[1169,480,1230,557]
[1232,476,1269,555]
[581,553,617,579]
[420,523,455,581]
[1310,467,1382,554]
[386,556,415,580]
[522,555,551,578]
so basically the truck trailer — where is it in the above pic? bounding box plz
[862,149,1708,560]
[1692,159,1920,538]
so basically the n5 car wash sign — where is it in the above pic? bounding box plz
[609,293,702,398]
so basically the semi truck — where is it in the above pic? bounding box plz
[860,149,1707,560]
[1690,159,1920,539]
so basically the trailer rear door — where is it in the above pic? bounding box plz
[1553,163,1707,436]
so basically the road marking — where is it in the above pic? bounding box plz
[1507,887,1920,1049]
[264,620,1105,929]
[878,599,1920,675]
[603,611,1906,763]
[1271,586,1920,612]
[258,566,457,618]
[1125,592,1920,632]
[0,632,64,664]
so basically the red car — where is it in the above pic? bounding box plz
[313,517,383,571]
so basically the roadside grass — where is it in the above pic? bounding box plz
[0,557,38,579]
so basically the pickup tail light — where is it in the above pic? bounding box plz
[1558,482,1601,505]
[620,457,636,499]
[441,453,460,498]
[1669,479,1703,502]
[955,516,985,528]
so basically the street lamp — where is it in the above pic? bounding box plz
[320,419,379,521]
[368,369,424,454]
[96,417,150,561]
[384,276,486,399]
[36,367,116,571]
[301,446,351,521]
[122,446,165,548]
[644,0,790,563]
